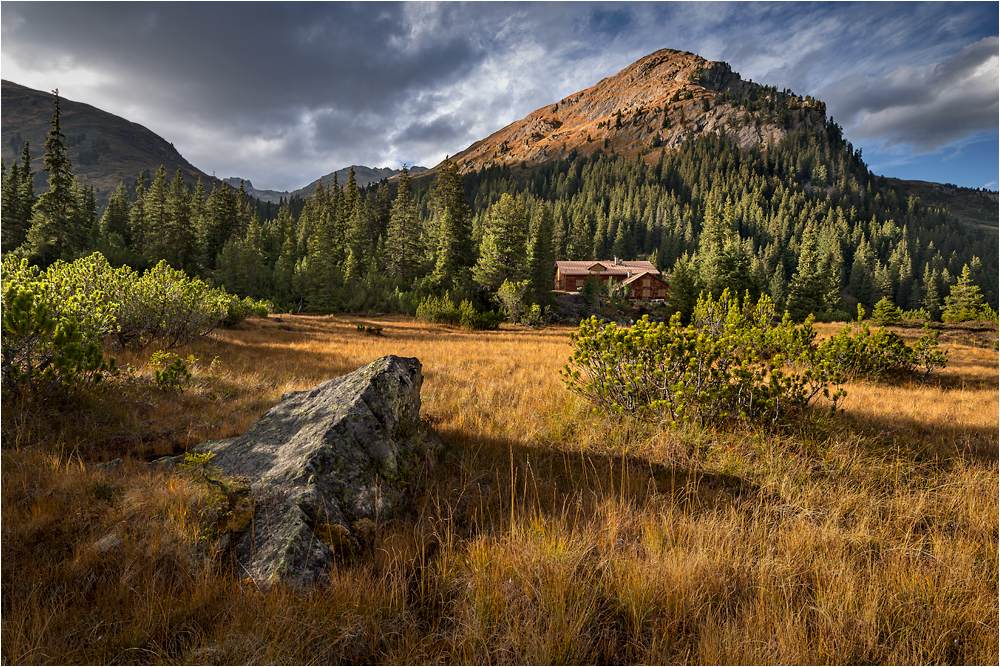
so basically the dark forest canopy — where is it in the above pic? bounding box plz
[3,95,997,323]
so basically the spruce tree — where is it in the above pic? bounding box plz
[18,142,36,229]
[100,181,131,242]
[525,203,556,306]
[1,143,35,253]
[203,183,240,268]
[385,166,422,284]
[430,158,473,273]
[24,90,83,265]
[128,171,148,254]
[942,264,987,322]
[142,165,169,264]
[786,224,827,320]
[166,169,197,271]
[1,158,24,253]
[668,254,700,324]
[473,193,528,293]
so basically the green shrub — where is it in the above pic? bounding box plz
[2,256,117,400]
[818,317,947,381]
[562,290,845,428]
[901,307,931,321]
[459,300,504,330]
[416,294,461,325]
[220,294,269,327]
[521,304,547,328]
[605,280,631,310]
[149,350,194,392]
[496,279,529,324]
[415,294,503,330]
[1,252,265,399]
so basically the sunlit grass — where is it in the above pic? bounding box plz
[2,314,997,664]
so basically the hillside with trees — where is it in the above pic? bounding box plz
[2,51,997,326]
[1,80,225,206]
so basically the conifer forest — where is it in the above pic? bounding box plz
[3,92,996,324]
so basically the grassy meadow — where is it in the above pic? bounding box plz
[2,314,997,664]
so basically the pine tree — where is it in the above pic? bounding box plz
[786,224,827,320]
[1,142,35,253]
[142,165,169,264]
[128,171,148,254]
[430,158,473,273]
[668,254,700,324]
[100,181,131,242]
[1,158,24,253]
[473,193,528,293]
[385,166,422,284]
[525,203,556,306]
[768,263,787,310]
[166,169,197,271]
[18,142,36,227]
[942,264,987,322]
[24,90,83,265]
[203,183,240,268]
[77,177,99,248]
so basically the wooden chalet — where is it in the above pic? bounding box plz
[554,258,669,302]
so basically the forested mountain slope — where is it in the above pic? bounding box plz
[425,125,998,320]
[2,49,996,321]
[1,80,223,204]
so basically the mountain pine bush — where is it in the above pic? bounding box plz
[1,253,267,399]
[563,289,948,429]
[562,290,846,427]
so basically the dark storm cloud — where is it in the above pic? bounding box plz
[821,37,999,151]
[2,2,996,190]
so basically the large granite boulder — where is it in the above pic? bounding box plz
[194,355,437,587]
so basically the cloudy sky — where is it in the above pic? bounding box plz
[2,1,997,191]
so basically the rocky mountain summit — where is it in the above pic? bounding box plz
[193,355,438,587]
[446,49,826,174]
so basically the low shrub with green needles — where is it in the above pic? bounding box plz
[563,290,949,428]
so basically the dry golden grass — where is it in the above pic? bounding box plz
[2,314,997,664]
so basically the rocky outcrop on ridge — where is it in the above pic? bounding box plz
[443,49,827,174]
[193,355,437,587]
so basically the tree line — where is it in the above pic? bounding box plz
[3,90,996,323]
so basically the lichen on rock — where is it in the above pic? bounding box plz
[194,355,438,587]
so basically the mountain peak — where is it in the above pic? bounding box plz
[447,48,826,173]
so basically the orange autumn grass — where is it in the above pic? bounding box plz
[2,314,997,664]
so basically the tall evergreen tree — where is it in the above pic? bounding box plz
[203,183,240,268]
[100,181,131,242]
[668,254,700,323]
[166,169,197,271]
[385,166,422,284]
[142,165,169,264]
[128,171,148,254]
[1,142,35,253]
[785,224,828,320]
[1,159,24,253]
[24,90,83,265]
[18,141,36,228]
[430,158,473,273]
[526,203,556,306]
[473,193,528,292]
[942,264,987,322]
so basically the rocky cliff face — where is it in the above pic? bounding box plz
[445,49,826,174]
